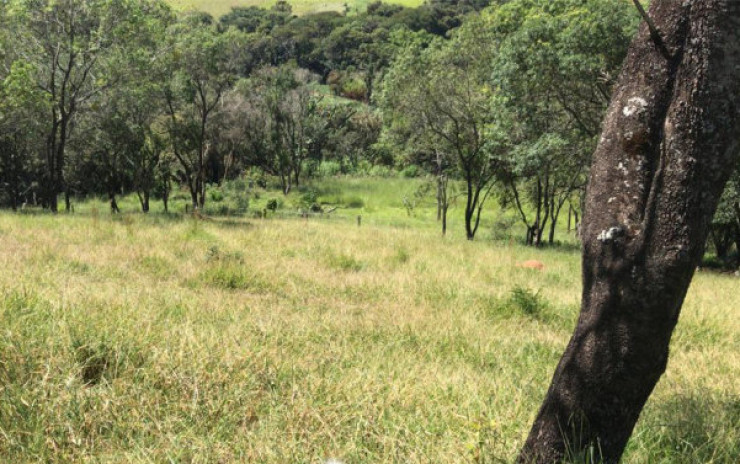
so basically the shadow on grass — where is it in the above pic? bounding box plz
[209,217,254,228]
[490,236,582,255]
[635,392,740,463]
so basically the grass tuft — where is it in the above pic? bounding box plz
[508,285,546,317]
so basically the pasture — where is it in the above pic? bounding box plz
[0,178,737,463]
[166,0,423,19]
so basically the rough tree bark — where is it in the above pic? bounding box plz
[518,2,740,463]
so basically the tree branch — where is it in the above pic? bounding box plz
[632,0,672,60]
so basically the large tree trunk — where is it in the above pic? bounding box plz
[518,2,740,463]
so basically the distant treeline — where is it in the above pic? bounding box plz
[0,0,737,255]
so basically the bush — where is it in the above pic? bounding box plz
[368,165,393,178]
[340,76,367,101]
[209,189,224,202]
[300,190,319,209]
[400,165,420,178]
[266,198,282,211]
[318,161,342,177]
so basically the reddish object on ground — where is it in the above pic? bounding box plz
[517,260,545,271]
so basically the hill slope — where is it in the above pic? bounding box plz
[167,0,423,18]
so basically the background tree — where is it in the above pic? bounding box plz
[382,22,505,240]
[502,133,589,246]
[0,58,47,210]
[161,19,246,210]
[228,65,325,194]
[490,0,638,245]
[519,1,740,462]
[10,0,148,212]
[709,164,740,267]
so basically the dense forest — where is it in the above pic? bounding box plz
[0,0,738,260]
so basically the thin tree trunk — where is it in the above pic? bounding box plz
[519,2,740,463]
[58,115,69,213]
[189,185,198,212]
[137,190,150,213]
[734,202,740,266]
[465,174,475,240]
[534,178,542,246]
[109,193,120,214]
[548,199,557,244]
[163,187,169,213]
[436,150,443,221]
[440,174,449,236]
[198,178,206,210]
[509,180,535,245]
[567,204,572,232]
[442,205,448,236]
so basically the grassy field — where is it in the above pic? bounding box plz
[0,178,738,463]
[167,0,423,19]
[77,176,525,241]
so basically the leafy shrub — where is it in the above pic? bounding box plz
[266,198,281,211]
[301,190,318,206]
[300,190,322,211]
[400,165,420,178]
[340,76,367,101]
[209,189,224,202]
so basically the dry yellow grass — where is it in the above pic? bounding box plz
[0,212,737,463]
